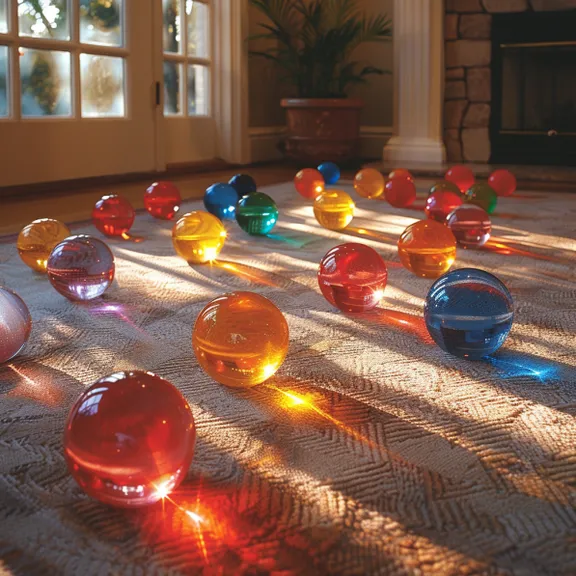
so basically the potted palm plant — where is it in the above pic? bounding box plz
[249,0,391,163]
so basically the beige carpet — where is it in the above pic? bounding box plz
[0,182,575,576]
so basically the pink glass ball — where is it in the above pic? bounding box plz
[0,288,32,363]
[447,205,492,248]
[144,181,182,220]
[92,195,135,237]
[445,166,475,194]
[47,235,115,301]
[64,371,196,508]
[425,191,463,223]
[385,178,417,208]
[489,170,517,197]
[318,243,388,313]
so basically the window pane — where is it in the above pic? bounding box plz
[187,1,208,58]
[0,0,8,33]
[163,0,181,54]
[80,0,123,47]
[20,49,71,117]
[80,54,125,117]
[18,0,69,41]
[188,64,208,115]
[0,46,7,116]
[164,61,181,115]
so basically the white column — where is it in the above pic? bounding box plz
[384,0,446,165]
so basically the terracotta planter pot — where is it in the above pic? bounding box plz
[281,98,364,163]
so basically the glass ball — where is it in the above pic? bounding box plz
[489,169,517,197]
[428,180,462,198]
[193,292,289,388]
[92,195,135,238]
[172,211,226,264]
[314,190,355,231]
[47,235,115,301]
[425,190,463,223]
[228,174,257,197]
[17,218,71,273]
[204,183,239,220]
[398,220,457,278]
[64,370,196,508]
[447,205,492,248]
[144,181,182,220]
[0,288,32,363]
[424,268,514,360]
[385,178,416,208]
[236,192,278,236]
[465,183,498,214]
[318,243,388,313]
[445,165,475,193]
[317,162,341,185]
[389,168,414,182]
[353,168,385,199]
[294,169,325,200]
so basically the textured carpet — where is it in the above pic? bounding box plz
[0,182,575,576]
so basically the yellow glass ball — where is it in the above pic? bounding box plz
[172,211,227,264]
[17,218,71,273]
[354,168,385,199]
[193,291,290,388]
[313,190,355,231]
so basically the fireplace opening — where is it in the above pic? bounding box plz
[491,11,576,166]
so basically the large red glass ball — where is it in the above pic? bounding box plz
[489,169,517,197]
[144,182,182,220]
[318,243,388,313]
[64,371,196,508]
[385,178,416,208]
[425,191,463,223]
[445,165,475,194]
[92,195,135,237]
[389,168,414,182]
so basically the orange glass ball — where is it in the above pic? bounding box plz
[389,168,414,182]
[294,168,325,200]
[92,195,135,238]
[144,181,182,220]
[398,220,457,278]
[64,371,196,508]
[385,178,417,208]
[193,292,289,388]
[425,191,463,223]
[445,165,475,194]
[489,169,517,197]
[17,218,71,273]
[353,168,385,199]
[172,211,227,264]
[314,190,355,230]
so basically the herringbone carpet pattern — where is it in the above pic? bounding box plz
[0,182,575,575]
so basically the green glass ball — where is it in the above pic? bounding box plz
[236,192,278,236]
[465,183,498,215]
[429,180,462,197]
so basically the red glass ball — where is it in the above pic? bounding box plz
[64,371,196,508]
[488,169,517,197]
[92,195,135,237]
[425,191,463,223]
[389,168,414,182]
[445,165,475,193]
[144,181,182,220]
[318,243,388,313]
[385,178,416,208]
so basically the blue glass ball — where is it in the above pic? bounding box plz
[317,162,341,185]
[204,183,239,220]
[236,192,278,236]
[228,174,257,197]
[424,268,514,360]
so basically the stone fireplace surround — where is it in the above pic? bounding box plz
[383,0,576,166]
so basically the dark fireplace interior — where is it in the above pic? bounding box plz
[491,11,576,166]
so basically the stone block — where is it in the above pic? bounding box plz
[447,67,465,80]
[446,41,491,68]
[463,103,491,127]
[530,0,576,9]
[459,14,492,38]
[445,129,463,162]
[482,0,528,11]
[445,14,459,39]
[447,0,483,12]
[462,128,491,162]
[445,100,468,129]
[446,81,467,100]
[467,67,491,102]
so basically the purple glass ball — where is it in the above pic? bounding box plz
[0,288,32,363]
[47,235,115,301]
